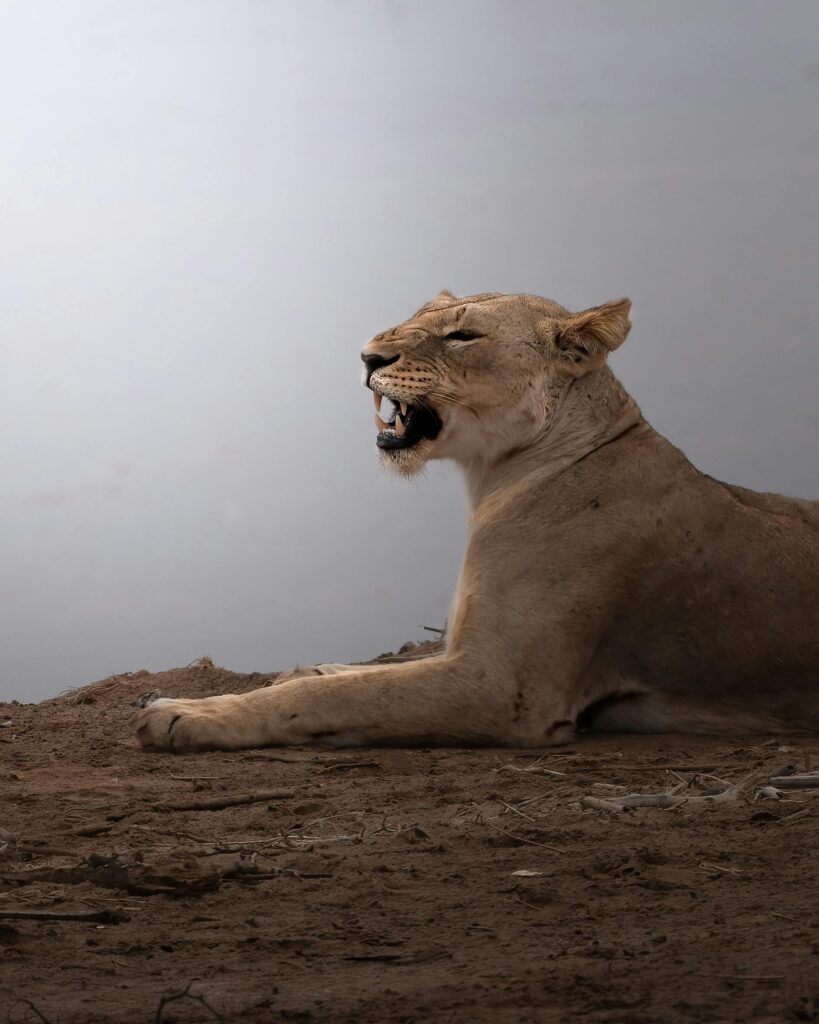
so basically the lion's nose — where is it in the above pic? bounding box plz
[361,351,399,387]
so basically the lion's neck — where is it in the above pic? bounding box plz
[461,366,643,508]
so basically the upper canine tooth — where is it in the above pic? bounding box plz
[400,403,408,416]
[373,391,382,412]
[374,412,388,432]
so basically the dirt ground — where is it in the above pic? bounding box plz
[1,650,818,1024]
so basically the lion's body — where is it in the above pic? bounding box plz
[458,422,819,738]
[136,291,819,752]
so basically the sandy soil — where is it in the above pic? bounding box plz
[1,652,818,1024]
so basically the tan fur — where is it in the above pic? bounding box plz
[136,291,819,752]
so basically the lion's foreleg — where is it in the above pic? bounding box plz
[135,656,509,752]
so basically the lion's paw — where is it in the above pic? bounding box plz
[135,696,239,752]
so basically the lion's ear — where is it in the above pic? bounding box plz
[551,298,631,375]
[414,290,460,316]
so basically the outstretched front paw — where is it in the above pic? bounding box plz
[135,695,242,752]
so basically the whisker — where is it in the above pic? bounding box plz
[429,388,478,416]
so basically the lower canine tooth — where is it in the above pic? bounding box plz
[394,416,406,437]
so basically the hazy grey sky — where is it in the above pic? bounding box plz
[1,1,817,701]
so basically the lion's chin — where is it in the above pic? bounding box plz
[378,439,434,478]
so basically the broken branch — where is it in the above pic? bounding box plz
[0,908,128,924]
[149,789,295,812]
[768,773,819,790]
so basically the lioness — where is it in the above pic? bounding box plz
[137,290,819,751]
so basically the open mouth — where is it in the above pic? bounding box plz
[372,391,442,450]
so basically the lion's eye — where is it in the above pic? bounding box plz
[444,329,482,342]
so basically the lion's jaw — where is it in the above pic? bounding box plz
[370,375,552,478]
[362,290,636,486]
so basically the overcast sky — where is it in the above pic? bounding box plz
[1,1,817,702]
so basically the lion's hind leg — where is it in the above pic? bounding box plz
[579,691,793,735]
[579,692,676,734]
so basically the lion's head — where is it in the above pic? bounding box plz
[361,290,632,476]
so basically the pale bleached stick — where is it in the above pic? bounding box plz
[768,773,819,790]
[580,772,765,813]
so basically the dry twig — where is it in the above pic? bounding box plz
[321,760,381,772]
[154,980,223,1023]
[0,908,127,924]
[69,822,114,837]
[8,999,53,1024]
[768,773,819,790]
[777,807,811,825]
[496,764,567,778]
[169,774,228,782]
[581,792,683,812]
[698,861,743,875]
[479,817,567,854]
[499,800,538,822]
[149,789,294,812]
[580,771,766,812]
[704,974,784,982]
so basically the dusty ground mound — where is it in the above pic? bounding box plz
[1,652,818,1024]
